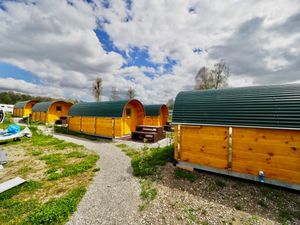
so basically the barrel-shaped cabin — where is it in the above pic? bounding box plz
[32,101,73,123]
[143,104,169,126]
[173,84,300,190]
[68,99,145,138]
[13,100,39,117]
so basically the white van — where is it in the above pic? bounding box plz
[0,104,14,114]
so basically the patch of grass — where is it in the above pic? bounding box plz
[200,220,209,225]
[234,204,242,210]
[47,155,99,180]
[130,145,174,177]
[257,199,267,208]
[31,150,43,156]
[23,186,86,225]
[140,179,157,201]
[66,151,87,158]
[174,168,196,182]
[93,167,100,172]
[40,154,63,166]
[0,180,42,202]
[215,179,226,188]
[0,200,40,224]
[17,166,32,177]
[186,207,198,222]
[278,209,293,223]
[115,143,127,149]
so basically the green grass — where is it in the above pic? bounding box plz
[140,179,157,201]
[22,186,86,225]
[47,155,99,180]
[128,145,174,177]
[234,204,242,210]
[0,124,99,224]
[31,150,43,156]
[278,209,293,223]
[215,179,226,188]
[0,181,42,202]
[174,168,196,182]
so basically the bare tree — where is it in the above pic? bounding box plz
[127,87,136,99]
[194,66,213,90]
[166,98,174,110]
[110,86,120,100]
[92,77,102,102]
[195,61,229,90]
[210,60,230,89]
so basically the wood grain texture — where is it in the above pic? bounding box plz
[179,126,229,169]
[232,127,300,184]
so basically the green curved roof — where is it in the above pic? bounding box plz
[14,101,29,109]
[144,104,166,116]
[32,101,71,112]
[69,100,131,117]
[173,84,300,129]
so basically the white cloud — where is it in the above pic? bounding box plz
[0,0,300,104]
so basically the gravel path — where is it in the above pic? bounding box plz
[53,134,141,225]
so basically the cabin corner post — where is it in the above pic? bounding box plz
[80,116,82,132]
[177,125,181,161]
[94,117,97,135]
[228,127,233,170]
[112,118,115,138]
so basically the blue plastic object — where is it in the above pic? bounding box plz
[259,171,265,183]
[7,124,21,134]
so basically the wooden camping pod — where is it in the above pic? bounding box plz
[68,99,145,138]
[31,101,73,123]
[13,100,39,117]
[173,84,300,190]
[143,104,169,126]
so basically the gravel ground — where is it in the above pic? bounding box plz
[137,163,300,225]
[53,133,142,225]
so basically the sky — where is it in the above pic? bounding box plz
[0,0,299,103]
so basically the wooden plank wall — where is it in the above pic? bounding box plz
[68,117,81,132]
[179,126,229,169]
[232,127,300,185]
[143,116,160,126]
[81,117,96,134]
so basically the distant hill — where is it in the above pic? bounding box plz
[0,91,54,104]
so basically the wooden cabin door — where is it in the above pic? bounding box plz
[124,108,132,135]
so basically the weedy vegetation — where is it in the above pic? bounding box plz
[0,119,99,225]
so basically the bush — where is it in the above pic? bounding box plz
[131,145,174,177]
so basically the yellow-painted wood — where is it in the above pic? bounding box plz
[32,101,73,123]
[68,99,145,138]
[143,105,168,126]
[68,117,81,132]
[176,125,229,169]
[232,127,300,184]
[13,100,39,117]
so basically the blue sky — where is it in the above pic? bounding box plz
[0,0,299,102]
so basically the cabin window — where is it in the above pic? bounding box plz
[56,106,62,112]
[126,108,131,117]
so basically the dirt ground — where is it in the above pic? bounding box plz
[137,163,300,225]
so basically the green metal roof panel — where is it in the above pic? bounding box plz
[68,100,130,117]
[173,84,300,129]
[32,101,56,112]
[144,104,164,116]
[14,101,30,109]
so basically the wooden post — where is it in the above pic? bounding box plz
[177,125,181,161]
